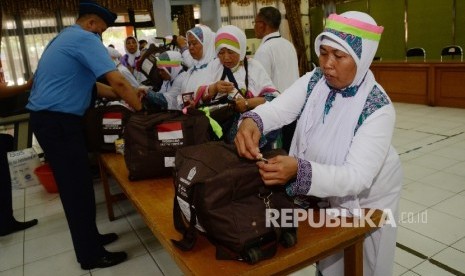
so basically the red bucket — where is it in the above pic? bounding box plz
[34,164,58,193]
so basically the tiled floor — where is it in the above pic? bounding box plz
[1,102,465,276]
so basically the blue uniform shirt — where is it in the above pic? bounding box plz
[27,24,116,116]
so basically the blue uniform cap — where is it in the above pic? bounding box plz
[79,0,117,26]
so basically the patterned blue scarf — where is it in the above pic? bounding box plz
[323,74,367,122]
[191,63,208,72]
[323,84,358,121]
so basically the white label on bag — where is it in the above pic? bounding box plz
[104,135,119,144]
[177,196,205,232]
[165,157,175,167]
[157,122,183,141]
[141,59,154,74]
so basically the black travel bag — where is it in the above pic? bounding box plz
[83,101,133,153]
[123,109,210,180]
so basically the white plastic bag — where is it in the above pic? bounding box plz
[7,147,41,189]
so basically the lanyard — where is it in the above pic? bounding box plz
[264,35,281,43]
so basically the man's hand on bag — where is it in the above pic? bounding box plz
[137,87,148,101]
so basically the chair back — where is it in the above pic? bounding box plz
[441,45,463,61]
[406,47,426,61]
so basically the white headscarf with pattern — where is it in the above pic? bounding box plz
[214,25,247,61]
[186,25,216,68]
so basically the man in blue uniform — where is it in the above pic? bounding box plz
[27,0,142,270]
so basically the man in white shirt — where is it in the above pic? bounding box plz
[253,6,300,151]
[253,6,299,92]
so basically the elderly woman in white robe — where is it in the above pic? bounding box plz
[234,11,402,276]
[194,25,279,143]
[177,25,217,106]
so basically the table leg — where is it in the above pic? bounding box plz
[344,238,364,276]
[98,155,116,221]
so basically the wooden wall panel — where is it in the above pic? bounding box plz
[371,62,465,108]
[435,67,465,108]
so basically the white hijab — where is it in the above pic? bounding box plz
[123,36,141,67]
[202,25,276,99]
[186,25,216,68]
[314,11,382,87]
[181,25,217,97]
[214,25,247,61]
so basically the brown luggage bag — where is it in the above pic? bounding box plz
[124,109,210,180]
[172,142,297,264]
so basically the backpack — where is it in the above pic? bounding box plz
[123,109,210,180]
[172,141,297,264]
[137,37,185,92]
[83,101,133,153]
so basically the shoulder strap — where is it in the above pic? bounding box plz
[221,67,239,92]
[220,57,249,97]
[244,57,249,96]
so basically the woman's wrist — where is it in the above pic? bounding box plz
[202,85,213,102]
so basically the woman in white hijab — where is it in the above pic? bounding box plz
[179,25,217,101]
[235,11,402,276]
[145,51,186,110]
[193,25,279,143]
[120,36,147,84]
[178,25,216,70]
[121,36,140,68]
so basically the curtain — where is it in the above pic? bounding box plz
[0,0,154,85]
[220,0,276,6]
[177,5,195,37]
[1,0,79,15]
[308,0,345,8]
[0,3,77,85]
[0,5,4,84]
[98,0,153,12]
[0,0,153,14]
[0,2,3,43]
[282,0,310,76]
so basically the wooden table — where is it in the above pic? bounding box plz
[99,153,383,276]
[370,61,465,108]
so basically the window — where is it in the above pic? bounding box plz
[1,12,59,85]
[1,9,156,85]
